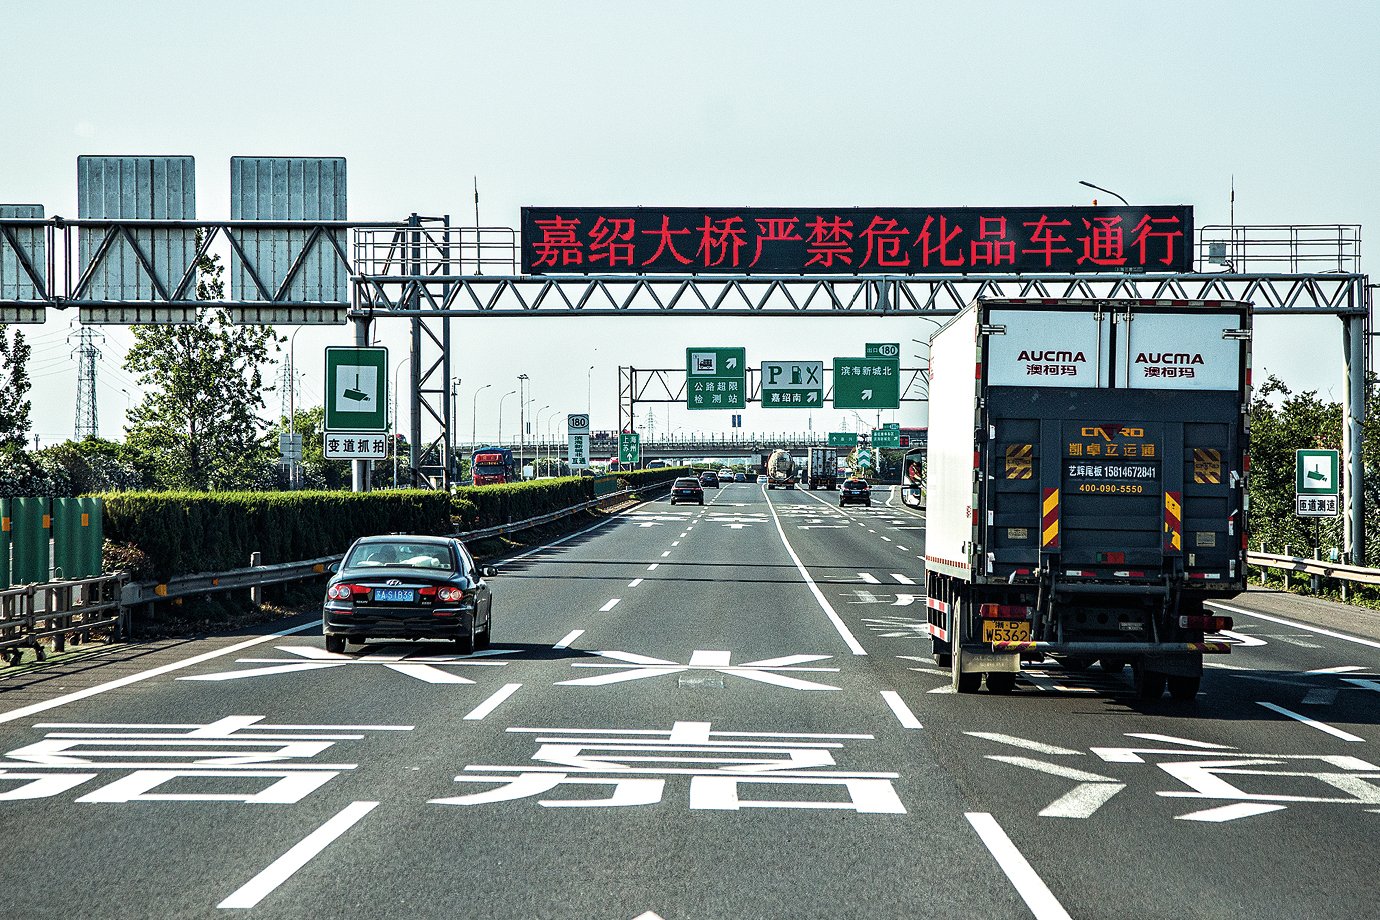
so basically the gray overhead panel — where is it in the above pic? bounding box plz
[77,156,199,324]
[0,204,46,323]
[230,157,348,324]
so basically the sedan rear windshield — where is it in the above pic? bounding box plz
[674,479,701,487]
[345,542,456,572]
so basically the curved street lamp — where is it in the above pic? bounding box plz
[1078,179,1129,207]
[497,389,517,444]
[470,383,492,457]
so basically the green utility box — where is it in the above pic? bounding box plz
[0,498,11,589]
[53,496,103,579]
[10,497,51,585]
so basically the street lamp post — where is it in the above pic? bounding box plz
[392,356,412,489]
[498,389,517,445]
[449,377,461,483]
[535,405,552,475]
[471,383,492,458]
[286,326,305,488]
[1078,179,1129,207]
[548,414,561,474]
[517,374,530,479]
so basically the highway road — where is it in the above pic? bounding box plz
[2,484,1378,919]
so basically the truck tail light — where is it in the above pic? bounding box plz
[980,604,1032,621]
[1180,614,1233,632]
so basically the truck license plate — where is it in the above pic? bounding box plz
[983,621,1030,643]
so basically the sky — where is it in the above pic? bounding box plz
[2,0,1376,449]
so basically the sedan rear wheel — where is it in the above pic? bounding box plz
[325,634,347,655]
[475,613,492,651]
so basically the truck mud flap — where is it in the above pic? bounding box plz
[958,647,1021,674]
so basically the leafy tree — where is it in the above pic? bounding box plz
[122,243,282,490]
[0,324,32,451]
[32,437,147,494]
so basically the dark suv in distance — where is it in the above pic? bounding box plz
[699,471,720,488]
[671,477,705,505]
[839,478,872,507]
[322,535,495,655]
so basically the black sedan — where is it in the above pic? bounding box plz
[839,478,872,507]
[322,535,495,654]
[670,477,705,505]
[699,471,720,488]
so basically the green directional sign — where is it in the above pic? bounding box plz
[866,343,901,359]
[619,432,641,465]
[686,347,746,410]
[882,422,900,430]
[325,346,389,432]
[761,360,824,409]
[871,428,901,449]
[833,357,900,409]
[1296,449,1339,495]
[828,432,858,447]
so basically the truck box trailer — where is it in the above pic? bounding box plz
[805,447,840,489]
[923,298,1249,700]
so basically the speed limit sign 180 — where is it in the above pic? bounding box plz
[866,343,900,359]
[567,414,591,434]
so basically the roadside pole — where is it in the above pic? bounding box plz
[351,316,371,492]
[1343,312,1366,565]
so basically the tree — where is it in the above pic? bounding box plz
[123,243,282,490]
[0,324,32,451]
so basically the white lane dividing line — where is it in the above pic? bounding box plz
[1256,701,1364,742]
[647,563,659,571]
[671,541,681,546]
[553,630,584,650]
[891,573,916,585]
[897,545,909,551]
[0,620,319,726]
[464,683,523,721]
[1307,665,1366,674]
[218,801,378,909]
[628,578,644,588]
[660,551,671,558]
[858,572,880,584]
[763,490,867,656]
[1344,678,1380,693]
[1209,603,1380,651]
[679,532,688,538]
[880,536,893,542]
[965,813,1073,920]
[1176,802,1289,823]
[880,691,922,729]
[965,732,1083,755]
[599,598,622,612]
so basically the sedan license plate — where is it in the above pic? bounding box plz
[373,588,415,603]
[982,620,1030,643]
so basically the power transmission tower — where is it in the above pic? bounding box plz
[69,326,105,439]
[278,359,294,423]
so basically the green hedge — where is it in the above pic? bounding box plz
[452,476,594,532]
[101,469,693,580]
[101,490,453,580]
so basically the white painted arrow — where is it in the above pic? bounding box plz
[724,523,751,529]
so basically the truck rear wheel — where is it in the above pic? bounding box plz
[952,647,982,693]
[1167,675,1201,701]
[1134,665,1167,701]
[985,672,1017,694]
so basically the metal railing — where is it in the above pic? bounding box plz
[1248,545,1380,601]
[1197,225,1361,274]
[0,574,127,665]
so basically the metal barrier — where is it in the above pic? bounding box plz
[0,574,127,665]
[1248,546,1380,601]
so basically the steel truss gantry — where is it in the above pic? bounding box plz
[352,267,1370,566]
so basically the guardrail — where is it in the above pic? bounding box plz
[0,574,126,665]
[1248,546,1380,600]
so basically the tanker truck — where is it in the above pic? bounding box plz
[765,449,796,489]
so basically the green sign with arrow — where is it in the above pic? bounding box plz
[833,357,900,409]
[619,432,641,465]
[686,347,746,410]
[827,432,858,447]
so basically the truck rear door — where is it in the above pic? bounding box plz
[981,303,1246,585]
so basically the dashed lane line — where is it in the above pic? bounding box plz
[628,578,643,588]
[218,801,378,909]
[1257,701,1364,742]
[553,630,584,650]
[600,598,622,612]
[965,813,1073,920]
[891,573,916,585]
[660,551,671,558]
[1209,603,1380,651]
[858,572,881,585]
[647,563,659,571]
[880,690,922,729]
[464,683,523,721]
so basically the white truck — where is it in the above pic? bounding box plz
[804,447,839,490]
[924,297,1249,700]
[765,449,796,489]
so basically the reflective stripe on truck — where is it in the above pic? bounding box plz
[1041,488,1060,549]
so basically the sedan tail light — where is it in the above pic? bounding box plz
[437,586,466,602]
[327,584,368,601]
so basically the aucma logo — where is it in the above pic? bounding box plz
[1017,350,1086,362]
[1135,352,1204,365]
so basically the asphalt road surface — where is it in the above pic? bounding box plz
[2,484,1378,919]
